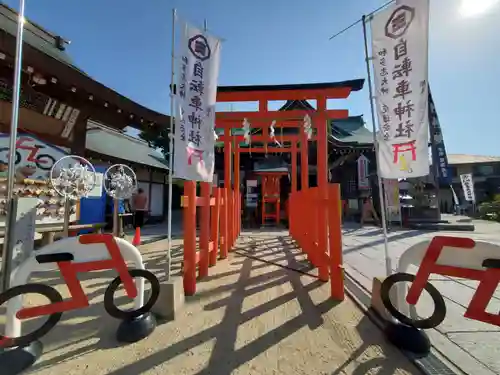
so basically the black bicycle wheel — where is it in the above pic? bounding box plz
[0,284,63,348]
[14,151,21,165]
[380,272,446,330]
[35,153,56,171]
[0,148,21,165]
[104,269,160,320]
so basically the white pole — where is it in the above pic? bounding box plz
[166,8,177,281]
[0,0,26,292]
[362,15,392,276]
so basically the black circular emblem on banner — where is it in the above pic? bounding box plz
[385,5,415,39]
[188,34,211,61]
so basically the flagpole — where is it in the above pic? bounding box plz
[166,8,177,281]
[362,15,392,277]
[0,0,26,292]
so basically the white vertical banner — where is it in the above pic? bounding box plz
[371,0,430,179]
[357,154,370,190]
[460,173,475,203]
[451,184,459,206]
[174,23,221,182]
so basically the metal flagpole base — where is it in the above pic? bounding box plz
[383,320,431,357]
[0,339,43,375]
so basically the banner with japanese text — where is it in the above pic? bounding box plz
[371,0,430,179]
[460,173,476,203]
[429,87,451,185]
[174,23,221,182]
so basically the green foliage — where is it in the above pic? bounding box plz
[478,195,500,222]
[138,127,170,158]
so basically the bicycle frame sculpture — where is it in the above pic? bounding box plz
[0,234,159,349]
[379,235,500,355]
[0,162,159,374]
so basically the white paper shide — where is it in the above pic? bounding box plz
[460,173,475,203]
[371,0,430,179]
[174,23,221,182]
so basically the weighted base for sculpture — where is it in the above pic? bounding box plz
[384,320,431,357]
[0,339,43,375]
[116,312,157,343]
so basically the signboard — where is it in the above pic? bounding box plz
[246,180,258,207]
[357,155,370,190]
[10,197,37,271]
[0,133,68,181]
[174,23,222,182]
[460,173,475,203]
[384,178,402,222]
[371,0,430,179]
[429,87,451,185]
[87,172,104,198]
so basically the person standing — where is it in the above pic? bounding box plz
[133,188,148,228]
[360,195,380,227]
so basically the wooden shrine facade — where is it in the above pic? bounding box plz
[0,4,172,223]
[0,4,170,156]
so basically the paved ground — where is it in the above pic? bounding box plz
[0,234,419,375]
[342,215,500,375]
[124,210,183,244]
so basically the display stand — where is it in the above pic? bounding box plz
[103,163,156,342]
[50,155,97,238]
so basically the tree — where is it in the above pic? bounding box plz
[139,126,171,159]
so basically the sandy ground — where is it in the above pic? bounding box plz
[1,233,420,375]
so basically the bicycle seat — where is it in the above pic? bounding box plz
[482,258,500,269]
[36,252,74,264]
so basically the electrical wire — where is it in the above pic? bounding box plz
[328,0,396,41]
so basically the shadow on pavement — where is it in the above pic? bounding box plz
[100,235,340,375]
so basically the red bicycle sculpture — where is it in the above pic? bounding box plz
[0,234,160,348]
[380,236,500,329]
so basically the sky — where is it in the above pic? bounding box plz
[3,0,500,156]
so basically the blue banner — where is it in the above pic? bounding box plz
[429,87,451,185]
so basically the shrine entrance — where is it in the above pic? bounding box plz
[181,82,360,298]
[213,82,357,300]
[255,170,287,226]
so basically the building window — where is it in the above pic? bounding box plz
[473,164,495,177]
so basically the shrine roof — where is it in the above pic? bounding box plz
[0,4,77,69]
[447,154,500,165]
[86,122,169,171]
[330,115,374,146]
[217,79,364,93]
[253,156,289,173]
[0,4,170,131]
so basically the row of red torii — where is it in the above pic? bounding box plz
[182,84,350,299]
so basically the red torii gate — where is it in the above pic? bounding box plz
[213,82,355,299]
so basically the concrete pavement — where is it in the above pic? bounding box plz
[0,234,420,375]
[342,216,500,375]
